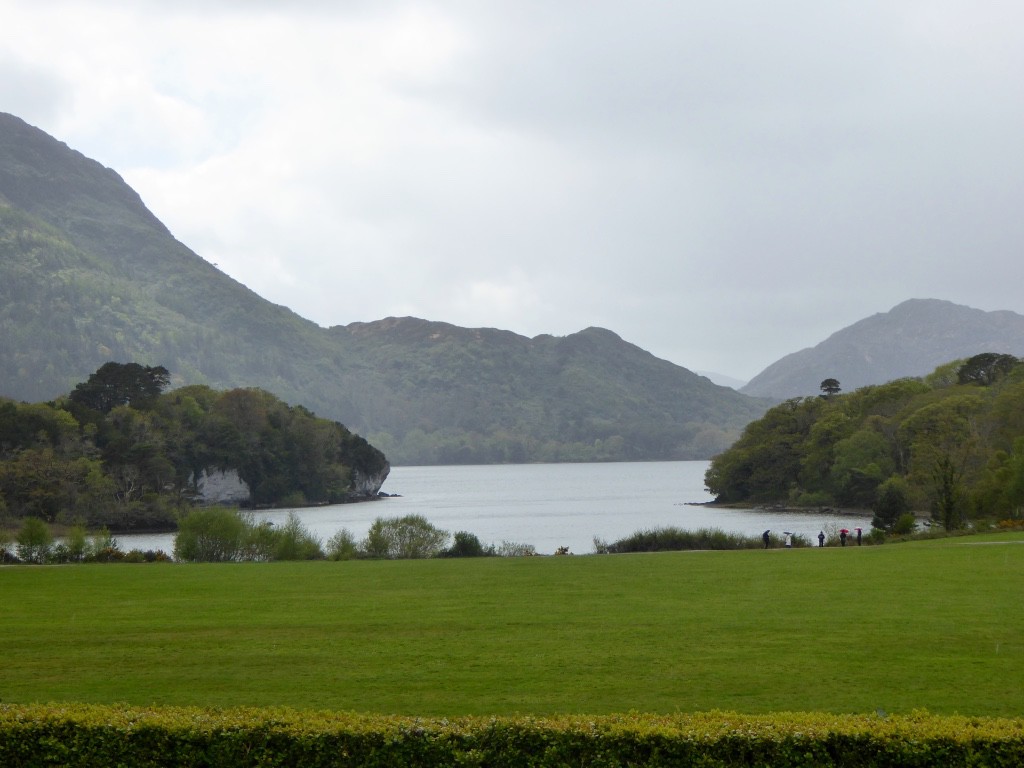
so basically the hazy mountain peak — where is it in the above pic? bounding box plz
[741,298,1024,399]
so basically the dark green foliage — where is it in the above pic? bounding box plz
[707,361,1024,526]
[0,365,389,530]
[820,377,841,396]
[67,361,169,414]
[871,476,912,532]
[439,530,493,558]
[597,526,776,553]
[957,352,1020,386]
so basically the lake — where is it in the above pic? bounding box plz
[115,461,871,557]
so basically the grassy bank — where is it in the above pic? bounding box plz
[2,534,1022,716]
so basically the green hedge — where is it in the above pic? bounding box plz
[2,704,1023,767]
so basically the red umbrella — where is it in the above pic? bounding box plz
[839,528,850,534]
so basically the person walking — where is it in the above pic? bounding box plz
[856,527,862,546]
[784,532,793,549]
[818,530,825,547]
[762,530,771,549]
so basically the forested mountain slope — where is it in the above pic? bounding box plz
[0,112,769,464]
[741,299,1024,399]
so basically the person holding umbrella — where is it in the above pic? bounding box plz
[839,529,849,547]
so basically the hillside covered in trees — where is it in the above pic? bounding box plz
[0,111,769,464]
[706,353,1024,531]
[0,363,389,531]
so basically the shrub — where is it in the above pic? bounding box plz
[4,705,1024,766]
[272,512,324,560]
[601,526,769,553]
[242,520,278,561]
[495,540,536,557]
[174,507,250,562]
[86,527,119,561]
[326,528,359,560]
[363,514,449,559]
[439,531,492,558]
[892,512,918,535]
[67,524,89,560]
[15,517,53,564]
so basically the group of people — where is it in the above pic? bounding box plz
[762,527,862,549]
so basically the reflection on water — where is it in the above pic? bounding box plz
[115,461,871,557]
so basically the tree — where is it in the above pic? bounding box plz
[932,454,967,530]
[871,476,912,532]
[363,514,449,559]
[957,353,1020,387]
[820,378,842,397]
[68,362,171,414]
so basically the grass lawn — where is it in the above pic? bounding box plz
[2,533,1022,716]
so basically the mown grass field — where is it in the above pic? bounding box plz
[2,533,1023,717]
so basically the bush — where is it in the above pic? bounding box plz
[892,512,918,535]
[495,541,536,557]
[326,528,359,560]
[363,514,449,559]
[15,517,53,564]
[439,531,492,558]
[242,520,278,561]
[62,520,88,561]
[600,526,770,553]
[86,527,120,561]
[174,507,250,562]
[4,704,1024,766]
[272,512,324,560]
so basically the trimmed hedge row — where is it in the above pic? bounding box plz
[2,704,1023,767]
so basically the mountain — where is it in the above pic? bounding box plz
[696,371,747,390]
[0,112,770,464]
[741,299,1024,399]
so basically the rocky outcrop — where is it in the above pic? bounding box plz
[349,463,391,499]
[192,469,250,505]
[189,464,389,507]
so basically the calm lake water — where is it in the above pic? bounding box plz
[116,461,871,557]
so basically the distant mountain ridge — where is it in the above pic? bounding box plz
[741,299,1024,399]
[0,112,770,464]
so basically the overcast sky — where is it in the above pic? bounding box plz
[3,2,1023,382]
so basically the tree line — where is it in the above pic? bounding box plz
[705,353,1024,531]
[0,362,388,531]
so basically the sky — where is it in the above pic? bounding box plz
[3,2,1023,382]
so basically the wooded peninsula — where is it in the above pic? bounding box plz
[0,362,389,532]
[706,353,1024,532]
